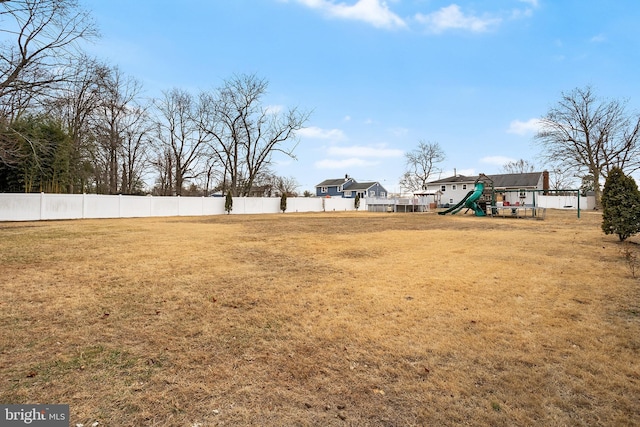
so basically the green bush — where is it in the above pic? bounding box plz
[280,193,287,213]
[225,191,233,214]
[601,167,640,241]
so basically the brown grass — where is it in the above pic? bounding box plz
[1,210,639,426]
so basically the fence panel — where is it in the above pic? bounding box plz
[537,195,593,210]
[84,194,120,219]
[177,196,205,216]
[120,195,152,218]
[287,197,323,212]
[150,197,179,217]
[0,193,42,221]
[0,193,367,221]
[204,197,226,215]
[324,197,356,211]
[41,194,84,220]
[236,197,280,214]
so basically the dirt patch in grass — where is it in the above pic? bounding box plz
[1,210,639,426]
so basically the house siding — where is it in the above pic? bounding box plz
[424,173,546,206]
[315,178,387,198]
[316,179,354,197]
[424,181,475,206]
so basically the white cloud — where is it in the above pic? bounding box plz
[264,104,284,115]
[480,156,516,166]
[511,0,538,18]
[290,0,407,29]
[283,1,537,33]
[327,144,403,158]
[518,0,539,7]
[590,33,606,43]
[298,126,346,140]
[389,127,409,137]
[507,118,542,135]
[315,158,380,169]
[315,143,403,170]
[415,5,501,34]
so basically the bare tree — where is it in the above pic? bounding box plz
[274,175,299,197]
[255,171,299,197]
[46,56,106,192]
[548,165,578,191]
[153,88,210,195]
[150,147,173,196]
[0,0,97,167]
[0,0,97,99]
[536,86,640,207]
[120,104,153,194]
[192,155,222,196]
[200,74,309,196]
[91,67,145,194]
[502,159,536,174]
[399,140,445,192]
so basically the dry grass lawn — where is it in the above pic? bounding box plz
[1,209,639,426]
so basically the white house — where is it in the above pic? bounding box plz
[423,172,549,207]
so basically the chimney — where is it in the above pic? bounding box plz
[543,170,549,195]
[454,168,457,177]
[345,174,349,181]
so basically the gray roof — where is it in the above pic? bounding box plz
[347,181,380,191]
[427,175,476,184]
[316,178,351,187]
[428,172,543,188]
[489,172,542,188]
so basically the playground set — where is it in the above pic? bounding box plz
[437,174,584,219]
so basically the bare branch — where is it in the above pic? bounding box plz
[399,140,445,192]
[535,86,640,208]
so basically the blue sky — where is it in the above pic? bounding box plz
[84,0,640,194]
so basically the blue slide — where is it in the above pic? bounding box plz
[438,182,486,216]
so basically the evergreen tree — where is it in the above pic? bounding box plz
[280,193,287,213]
[0,116,72,192]
[354,194,361,211]
[601,167,640,241]
[225,191,233,214]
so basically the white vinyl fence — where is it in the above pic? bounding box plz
[0,193,363,222]
[537,194,594,210]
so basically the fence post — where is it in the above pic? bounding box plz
[40,192,45,220]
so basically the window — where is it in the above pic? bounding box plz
[344,191,352,197]
[380,192,385,197]
[321,187,327,193]
[449,199,454,204]
[462,184,467,190]
[370,191,376,197]
[441,185,446,192]
[452,185,457,190]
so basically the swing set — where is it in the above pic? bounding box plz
[490,188,583,219]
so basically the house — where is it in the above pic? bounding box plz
[315,175,388,198]
[423,171,549,207]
